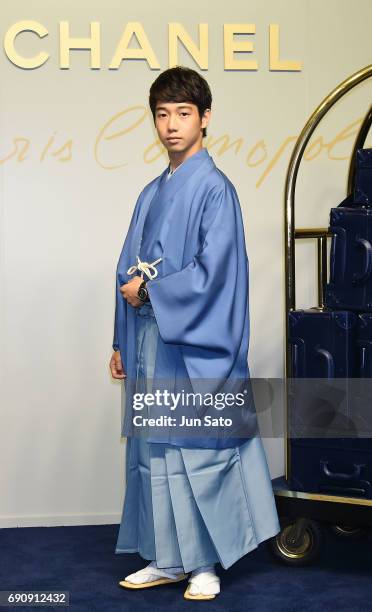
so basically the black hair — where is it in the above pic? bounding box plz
[149,66,212,138]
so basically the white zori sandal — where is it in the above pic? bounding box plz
[184,565,221,600]
[119,561,189,589]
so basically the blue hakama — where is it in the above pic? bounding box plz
[115,303,280,572]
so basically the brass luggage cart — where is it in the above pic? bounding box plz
[269,64,372,565]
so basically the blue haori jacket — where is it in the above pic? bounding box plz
[113,148,258,449]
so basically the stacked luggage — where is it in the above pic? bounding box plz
[288,148,372,498]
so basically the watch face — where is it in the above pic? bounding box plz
[138,287,147,301]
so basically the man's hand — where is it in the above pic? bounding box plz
[120,276,144,308]
[110,350,126,379]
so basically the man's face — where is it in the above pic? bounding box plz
[154,101,210,156]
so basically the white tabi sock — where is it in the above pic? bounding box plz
[188,564,220,596]
[124,560,185,584]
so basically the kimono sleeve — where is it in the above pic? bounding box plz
[112,192,144,351]
[146,181,249,376]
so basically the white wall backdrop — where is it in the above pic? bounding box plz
[0,0,371,527]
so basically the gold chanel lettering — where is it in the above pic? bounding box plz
[3,21,302,72]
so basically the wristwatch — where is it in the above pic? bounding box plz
[137,280,150,303]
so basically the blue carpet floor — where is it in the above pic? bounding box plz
[0,524,371,611]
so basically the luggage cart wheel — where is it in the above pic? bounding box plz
[329,524,366,539]
[267,517,324,566]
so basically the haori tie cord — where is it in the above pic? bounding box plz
[127,255,163,280]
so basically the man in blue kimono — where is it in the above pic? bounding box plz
[110,66,280,600]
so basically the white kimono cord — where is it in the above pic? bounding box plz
[127,255,163,280]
